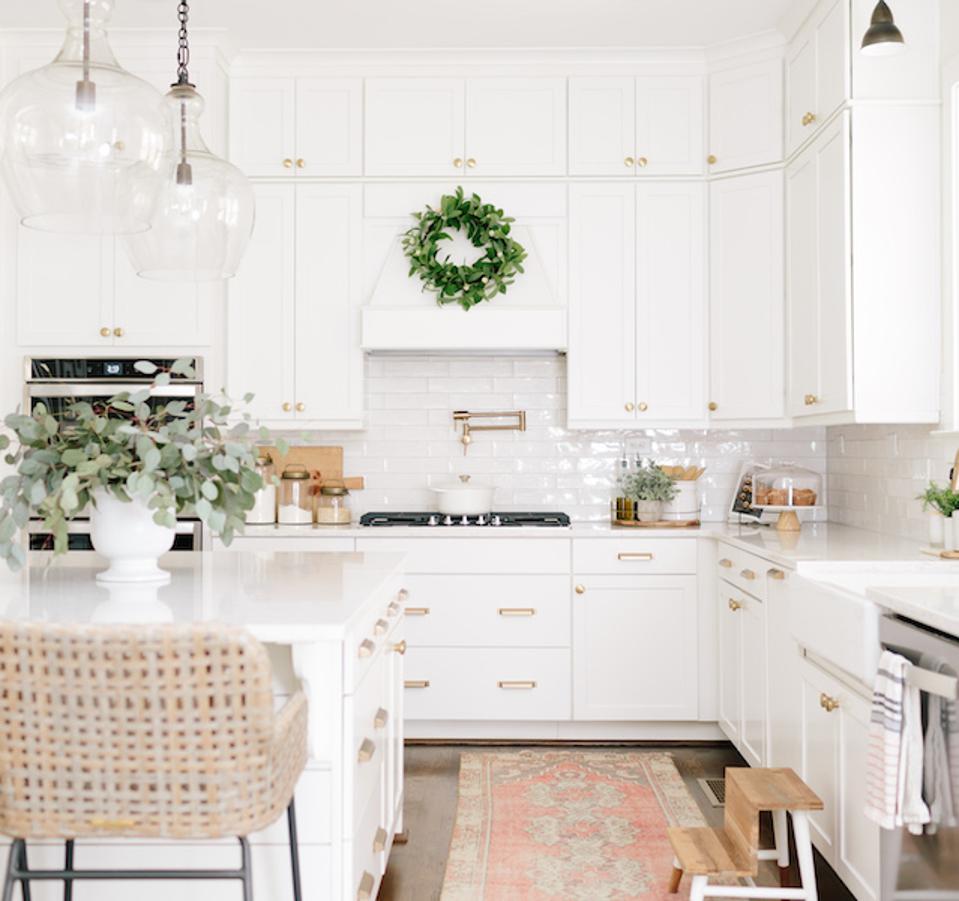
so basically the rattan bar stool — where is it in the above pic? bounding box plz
[0,622,309,901]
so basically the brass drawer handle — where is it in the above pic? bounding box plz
[719,558,733,568]
[387,601,400,618]
[392,639,407,655]
[357,737,375,763]
[374,707,389,729]
[768,568,786,581]
[358,638,375,658]
[740,569,756,581]
[406,607,430,616]
[498,607,536,617]
[374,618,389,636]
[358,870,374,900]
[618,552,653,561]
[373,826,388,854]
[498,680,537,690]
[728,599,742,612]
[820,693,840,713]
[398,588,409,602]
[405,679,430,689]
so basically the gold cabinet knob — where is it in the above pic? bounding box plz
[374,708,388,730]
[296,158,305,168]
[740,569,756,581]
[728,598,742,612]
[295,402,305,412]
[374,618,389,636]
[802,112,817,126]
[804,394,820,406]
[625,402,635,412]
[453,157,463,168]
[113,327,123,338]
[638,402,648,412]
[707,154,717,165]
[392,639,407,656]
[357,737,375,763]
[99,327,111,337]
[574,584,586,595]
[708,401,718,412]
[637,156,648,168]
[820,693,840,713]
[719,558,733,568]
[372,826,388,853]
[282,158,293,168]
[624,156,635,168]
[768,568,786,581]
[466,158,477,168]
[282,402,292,412]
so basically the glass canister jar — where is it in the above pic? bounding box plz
[245,451,277,524]
[316,480,352,526]
[277,464,314,525]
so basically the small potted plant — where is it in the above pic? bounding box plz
[0,359,284,584]
[918,482,959,547]
[624,462,678,523]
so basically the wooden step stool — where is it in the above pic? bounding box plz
[668,767,824,901]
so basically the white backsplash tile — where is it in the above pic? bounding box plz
[276,355,827,522]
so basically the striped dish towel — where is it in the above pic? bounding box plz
[865,651,908,829]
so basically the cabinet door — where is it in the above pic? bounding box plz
[635,182,705,421]
[364,79,464,176]
[229,77,296,177]
[568,77,636,176]
[816,0,848,127]
[799,656,839,860]
[635,76,705,175]
[765,569,802,772]
[708,171,785,420]
[740,592,767,767]
[786,31,817,156]
[295,78,362,176]
[573,577,698,720]
[465,78,566,176]
[293,184,364,428]
[17,228,112,346]
[226,183,296,423]
[717,586,742,744]
[708,58,783,174]
[567,183,636,425]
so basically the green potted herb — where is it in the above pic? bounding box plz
[0,359,283,583]
[623,462,679,523]
[918,482,959,547]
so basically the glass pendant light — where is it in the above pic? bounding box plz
[126,1,254,282]
[861,1,906,56]
[0,0,168,234]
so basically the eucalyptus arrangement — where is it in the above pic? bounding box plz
[0,359,283,573]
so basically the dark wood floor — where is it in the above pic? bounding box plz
[380,741,856,901]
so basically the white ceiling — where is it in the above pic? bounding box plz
[0,0,800,50]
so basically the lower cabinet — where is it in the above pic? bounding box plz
[798,655,880,901]
[572,575,698,720]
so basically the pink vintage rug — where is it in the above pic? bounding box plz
[441,750,707,901]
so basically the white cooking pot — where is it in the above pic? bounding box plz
[431,475,494,515]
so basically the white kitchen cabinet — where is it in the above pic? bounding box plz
[569,75,704,176]
[717,584,743,745]
[739,590,767,766]
[708,170,785,421]
[765,566,802,773]
[568,181,706,427]
[227,183,363,428]
[230,77,362,177]
[573,576,698,721]
[708,57,783,174]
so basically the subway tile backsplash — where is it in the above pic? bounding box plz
[277,355,828,523]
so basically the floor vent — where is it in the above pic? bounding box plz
[698,777,726,807]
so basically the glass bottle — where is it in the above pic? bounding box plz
[245,452,277,525]
[277,464,313,525]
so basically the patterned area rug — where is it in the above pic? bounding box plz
[441,750,706,901]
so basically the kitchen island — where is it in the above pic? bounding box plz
[0,550,408,901]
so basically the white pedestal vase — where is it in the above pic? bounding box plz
[90,489,176,584]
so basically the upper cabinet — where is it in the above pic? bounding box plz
[364,77,566,177]
[229,77,363,177]
[569,75,704,176]
[708,58,783,174]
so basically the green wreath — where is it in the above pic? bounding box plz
[401,187,527,311]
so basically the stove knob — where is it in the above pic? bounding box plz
[443,515,453,526]
[476,514,487,526]
[427,515,439,526]
[492,515,502,527]
[460,515,470,526]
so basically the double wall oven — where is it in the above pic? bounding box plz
[24,356,205,553]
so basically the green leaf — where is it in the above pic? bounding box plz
[201,480,218,501]
[134,360,159,375]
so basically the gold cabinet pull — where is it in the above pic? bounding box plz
[740,569,756,581]
[387,601,400,618]
[728,598,742,612]
[374,707,389,729]
[768,568,786,581]
[398,588,409,602]
[373,618,389,636]
[618,552,653,561]
[373,826,388,854]
[404,679,430,689]
[392,639,407,655]
[296,158,305,168]
[113,327,124,338]
[707,154,717,165]
[357,737,375,763]
[283,158,293,168]
[637,156,648,168]
[574,584,586,595]
[820,693,840,713]
[719,558,733,568]
[99,327,111,338]
[638,401,648,412]
[295,402,305,412]
[802,111,817,126]
[466,157,477,168]
[357,870,375,900]
[499,607,536,617]
[282,402,292,412]
[708,401,718,412]
[804,393,820,406]
[358,638,375,658]
[498,680,537,690]
[406,606,430,616]
[624,155,635,168]
[453,157,464,168]
[624,402,635,412]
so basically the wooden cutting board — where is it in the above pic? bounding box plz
[263,446,365,492]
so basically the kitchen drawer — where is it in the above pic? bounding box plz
[356,536,569,574]
[573,538,696,575]
[716,543,771,601]
[402,574,570,648]
[403,647,571,720]
[352,782,386,901]
[344,579,406,694]
[346,653,388,822]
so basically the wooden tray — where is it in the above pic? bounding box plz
[613,519,700,529]
[263,446,365,492]
[921,547,959,560]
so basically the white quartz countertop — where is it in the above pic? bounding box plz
[0,551,406,642]
[867,585,959,638]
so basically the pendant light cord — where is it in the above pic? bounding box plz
[176,1,192,86]
[82,0,91,83]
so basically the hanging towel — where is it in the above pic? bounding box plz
[900,662,931,834]
[866,651,908,829]
[920,653,958,833]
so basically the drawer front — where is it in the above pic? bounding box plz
[573,538,697,575]
[716,543,769,600]
[356,537,569,574]
[346,653,388,822]
[403,574,570,648]
[344,578,406,694]
[404,647,571,721]
[352,783,386,901]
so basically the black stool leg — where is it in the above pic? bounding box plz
[1,841,19,901]
[239,836,253,901]
[18,842,30,901]
[287,800,302,901]
[63,840,74,901]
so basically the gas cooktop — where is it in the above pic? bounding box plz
[359,512,571,528]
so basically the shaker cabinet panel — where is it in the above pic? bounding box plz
[786,34,818,156]
[739,593,767,767]
[364,78,465,176]
[635,75,704,176]
[294,78,363,176]
[229,77,297,177]
[799,657,839,857]
[568,77,636,176]
[717,586,743,745]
